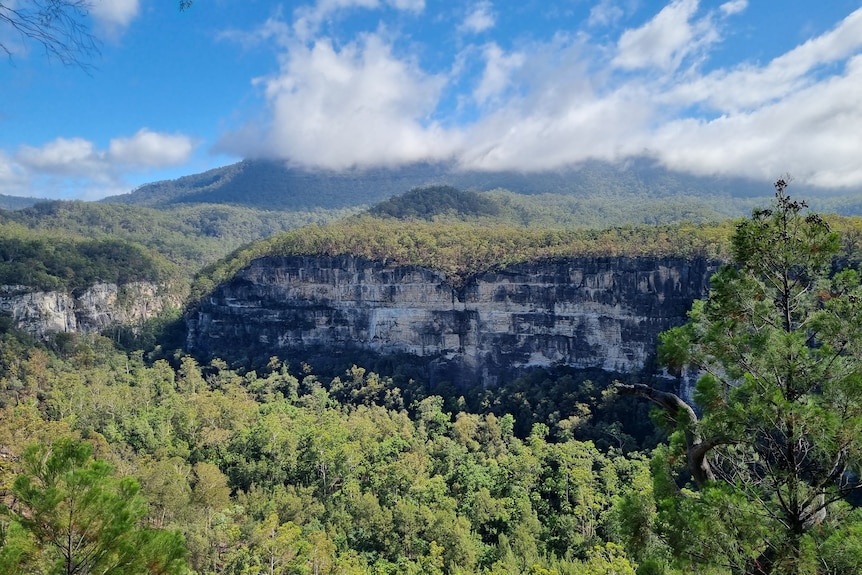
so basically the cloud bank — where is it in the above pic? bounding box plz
[217,0,862,189]
[3,130,195,199]
[6,0,862,200]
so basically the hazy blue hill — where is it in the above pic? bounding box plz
[102,157,783,211]
[104,160,456,210]
[0,194,42,210]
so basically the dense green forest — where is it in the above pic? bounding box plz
[2,201,360,277]
[4,181,862,573]
[5,183,862,292]
[0,323,666,574]
[0,220,180,292]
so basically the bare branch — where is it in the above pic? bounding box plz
[1,0,100,68]
[615,382,726,486]
[2,1,192,67]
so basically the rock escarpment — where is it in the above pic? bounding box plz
[0,282,181,338]
[187,255,717,384]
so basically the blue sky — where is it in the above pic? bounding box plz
[2,0,862,199]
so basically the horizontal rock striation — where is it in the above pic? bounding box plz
[187,255,717,384]
[0,282,180,338]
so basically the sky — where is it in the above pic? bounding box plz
[2,0,862,200]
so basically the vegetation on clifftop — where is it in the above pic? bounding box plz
[190,216,737,300]
[0,221,180,292]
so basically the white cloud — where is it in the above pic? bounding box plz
[90,0,140,31]
[612,0,712,72]
[588,0,624,27]
[719,0,747,16]
[293,0,424,41]
[214,1,862,189]
[108,129,195,168]
[221,33,456,168]
[646,54,862,188]
[16,138,106,179]
[665,7,862,112]
[0,152,29,196]
[8,131,196,199]
[461,2,495,34]
[389,0,424,10]
[473,43,525,105]
[460,85,653,171]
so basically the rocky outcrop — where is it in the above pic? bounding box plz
[0,282,181,338]
[187,255,717,384]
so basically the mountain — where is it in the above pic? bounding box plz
[104,160,456,210]
[103,157,781,211]
[103,157,862,224]
[0,193,43,210]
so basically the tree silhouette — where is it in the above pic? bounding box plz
[1,0,192,67]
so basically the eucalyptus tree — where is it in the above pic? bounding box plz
[620,180,862,574]
[1,0,192,67]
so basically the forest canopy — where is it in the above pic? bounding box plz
[0,221,179,291]
[3,180,862,573]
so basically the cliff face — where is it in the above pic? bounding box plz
[0,282,181,338]
[187,255,717,383]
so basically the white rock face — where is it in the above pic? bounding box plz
[188,255,717,383]
[0,282,180,338]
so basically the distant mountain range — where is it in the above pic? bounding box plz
[0,193,42,210]
[6,158,862,220]
[102,157,783,211]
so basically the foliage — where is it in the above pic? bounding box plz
[4,200,359,277]
[0,0,97,67]
[191,216,735,300]
[468,367,668,451]
[0,220,180,291]
[0,438,188,574]
[370,185,502,220]
[9,173,862,575]
[0,335,660,575]
[641,181,862,574]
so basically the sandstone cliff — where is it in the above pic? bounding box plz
[187,255,717,383]
[0,282,182,338]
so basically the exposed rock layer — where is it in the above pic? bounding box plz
[0,282,180,338]
[187,255,717,383]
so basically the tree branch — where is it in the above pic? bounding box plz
[615,382,722,486]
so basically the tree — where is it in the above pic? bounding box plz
[0,438,188,575]
[250,513,306,575]
[619,180,862,574]
[1,0,192,67]
[1,0,97,66]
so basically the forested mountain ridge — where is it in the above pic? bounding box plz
[189,216,737,301]
[0,193,41,210]
[0,220,180,292]
[1,200,360,275]
[101,157,778,211]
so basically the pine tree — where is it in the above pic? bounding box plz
[620,180,862,574]
[0,438,188,575]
